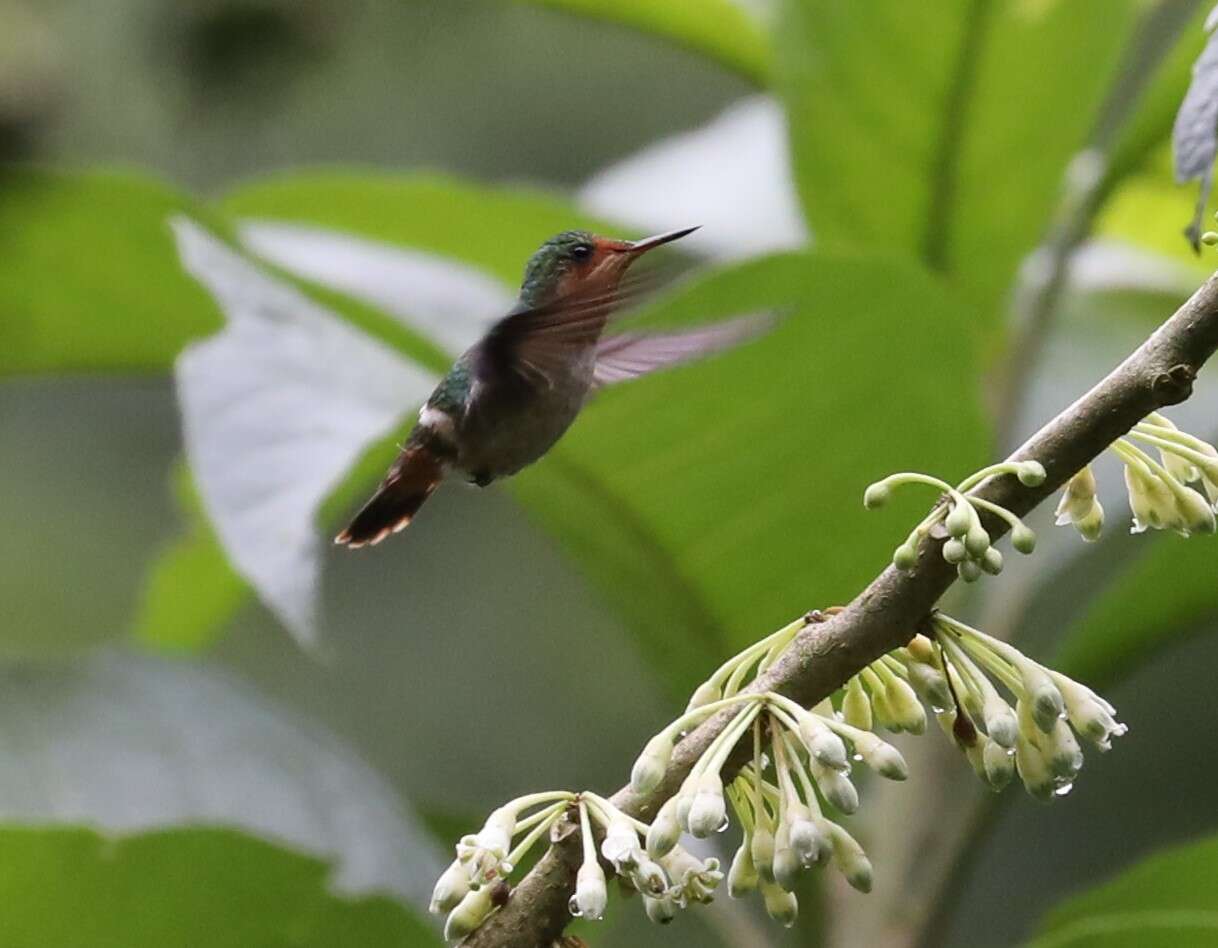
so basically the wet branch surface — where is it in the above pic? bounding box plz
[463,270,1218,948]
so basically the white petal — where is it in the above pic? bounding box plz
[579,96,808,261]
[171,218,436,647]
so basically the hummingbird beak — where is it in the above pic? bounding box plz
[624,226,700,255]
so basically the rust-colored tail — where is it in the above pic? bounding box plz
[335,445,446,548]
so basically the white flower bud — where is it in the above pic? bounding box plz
[1017,460,1047,486]
[760,878,799,927]
[942,537,968,563]
[601,812,641,871]
[893,538,919,570]
[751,818,776,883]
[1014,733,1054,802]
[852,729,908,780]
[826,821,872,893]
[686,771,727,838]
[1176,485,1216,535]
[1056,466,1097,524]
[1021,667,1065,733]
[1011,522,1037,554]
[965,524,991,559]
[864,481,891,508]
[842,676,873,730]
[430,860,471,915]
[645,796,682,859]
[444,886,494,942]
[982,693,1018,749]
[980,546,1003,575]
[885,674,926,734]
[1041,716,1084,779]
[907,660,952,712]
[643,894,677,925]
[812,760,859,812]
[799,711,850,771]
[685,680,720,712]
[958,559,982,582]
[945,498,974,538]
[982,738,1015,790]
[571,861,607,920]
[727,838,759,897]
[631,732,674,794]
[1059,680,1126,751]
[771,818,800,891]
[1076,499,1104,541]
[788,806,830,867]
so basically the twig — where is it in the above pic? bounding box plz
[463,270,1218,948]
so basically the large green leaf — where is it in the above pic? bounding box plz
[505,0,773,86]
[775,0,1139,324]
[0,168,222,376]
[513,250,989,673]
[0,826,438,948]
[1029,836,1218,948]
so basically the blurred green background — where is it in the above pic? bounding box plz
[5,1,1218,946]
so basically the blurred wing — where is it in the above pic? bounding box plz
[475,268,670,390]
[592,313,773,389]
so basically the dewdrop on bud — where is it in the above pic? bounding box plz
[1016,460,1047,486]
[942,537,968,564]
[571,861,608,920]
[1011,522,1037,554]
[981,546,1003,576]
[799,713,850,771]
[643,894,677,925]
[760,879,799,927]
[686,680,720,713]
[686,771,727,838]
[1203,231,1218,246]
[893,538,919,570]
[983,739,1015,790]
[864,481,892,508]
[842,676,873,731]
[813,762,860,812]
[728,839,759,897]
[646,796,682,858]
[854,730,908,780]
[430,860,471,915]
[631,732,674,795]
[444,886,495,942]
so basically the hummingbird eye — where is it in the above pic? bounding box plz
[570,243,593,261]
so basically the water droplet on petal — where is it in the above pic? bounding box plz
[1054,782,1074,797]
[568,897,582,918]
[852,753,864,762]
[931,705,946,714]
[716,816,731,833]
[1005,747,1016,758]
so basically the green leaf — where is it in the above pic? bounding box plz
[1029,836,1218,948]
[0,168,222,376]
[775,0,1139,323]
[504,0,772,86]
[1054,532,1218,685]
[514,250,988,686]
[221,170,615,284]
[131,463,244,652]
[0,826,439,948]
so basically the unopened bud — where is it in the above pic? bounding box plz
[727,839,759,897]
[1016,460,1047,486]
[751,819,776,883]
[430,860,471,915]
[571,861,607,920]
[646,796,682,859]
[945,499,973,538]
[760,878,799,927]
[772,820,801,891]
[444,886,495,941]
[826,822,872,893]
[893,538,919,570]
[1011,522,1037,554]
[942,537,968,563]
[864,481,891,508]
[842,676,873,731]
[685,680,720,713]
[799,712,850,771]
[958,559,982,582]
[981,546,1003,575]
[631,732,674,795]
[982,739,1014,790]
[965,524,991,559]
[686,771,727,838]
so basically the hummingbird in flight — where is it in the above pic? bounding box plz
[335,226,769,548]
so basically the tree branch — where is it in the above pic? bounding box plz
[464,269,1218,948]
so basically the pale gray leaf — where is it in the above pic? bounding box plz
[0,650,443,906]
[171,218,436,648]
[238,220,513,355]
[1173,9,1218,250]
[579,96,808,261]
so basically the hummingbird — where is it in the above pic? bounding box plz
[335,226,769,548]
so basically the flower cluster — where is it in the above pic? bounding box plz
[864,461,1045,582]
[1056,412,1218,541]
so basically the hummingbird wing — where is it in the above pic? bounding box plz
[591,313,773,389]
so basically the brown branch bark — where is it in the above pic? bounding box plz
[464,270,1218,948]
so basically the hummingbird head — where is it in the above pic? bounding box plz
[518,226,699,307]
